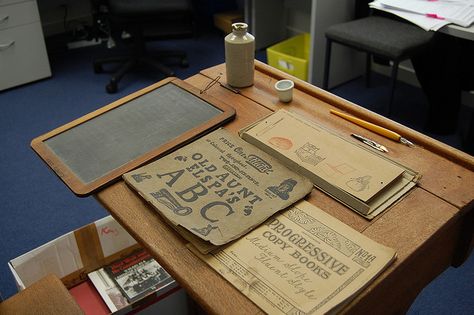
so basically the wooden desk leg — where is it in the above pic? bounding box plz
[452,200,474,267]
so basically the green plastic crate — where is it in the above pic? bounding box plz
[266,33,310,81]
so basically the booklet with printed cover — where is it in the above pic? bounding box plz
[102,249,175,304]
[123,128,313,250]
[189,200,397,315]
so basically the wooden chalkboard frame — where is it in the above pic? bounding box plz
[31,77,236,197]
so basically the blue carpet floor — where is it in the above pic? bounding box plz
[0,28,472,313]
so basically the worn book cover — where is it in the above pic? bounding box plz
[123,128,313,246]
[239,110,419,217]
[104,249,175,303]
[68,280,110,315]
[190,200,397,315]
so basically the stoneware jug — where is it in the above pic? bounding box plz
[225,22,255,88]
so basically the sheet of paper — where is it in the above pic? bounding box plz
[191,200,396,315]
[374,0,474,27]
[123,128,313,245]
[370,1,450,31]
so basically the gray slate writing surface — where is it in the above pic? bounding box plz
[44,83,223,184]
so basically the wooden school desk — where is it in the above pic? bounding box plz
[95,61,474,314]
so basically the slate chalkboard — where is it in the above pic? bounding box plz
[31,78,236,196]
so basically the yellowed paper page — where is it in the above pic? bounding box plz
[191,200,396,314]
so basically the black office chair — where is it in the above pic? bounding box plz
[323,16,434,116]
[93,0,194,93]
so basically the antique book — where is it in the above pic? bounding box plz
[189,200,397,315]
[239,110,420,218]
[123,128,313,248]
[103,249,176,304]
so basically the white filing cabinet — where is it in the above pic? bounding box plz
[0,0,51,91]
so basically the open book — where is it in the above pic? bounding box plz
[190,200,397,315]
[239,110,420,218]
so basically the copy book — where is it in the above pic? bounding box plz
[239,110,420,218]
[189,200,397,315]
[123,128,313,247]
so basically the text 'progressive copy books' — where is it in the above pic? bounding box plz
[190,200,397,315]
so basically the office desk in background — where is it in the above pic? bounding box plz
[245,0,474,92]
[440,23,474,40]
[94,61,474,314]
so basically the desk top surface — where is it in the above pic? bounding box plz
[441,23,474,41]
[95,61,474,314]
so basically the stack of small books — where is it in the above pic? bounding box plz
[239,109,420,219]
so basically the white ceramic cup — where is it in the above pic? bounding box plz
[275,79,294,103]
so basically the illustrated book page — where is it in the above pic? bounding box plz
[239,110,419,216]
[190,200,397,315]
[104,249,175,303]
[88,268,130,312]
[123,128,313,246]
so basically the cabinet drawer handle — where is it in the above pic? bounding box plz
[0,40,15,50]
[0,16,9,24]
